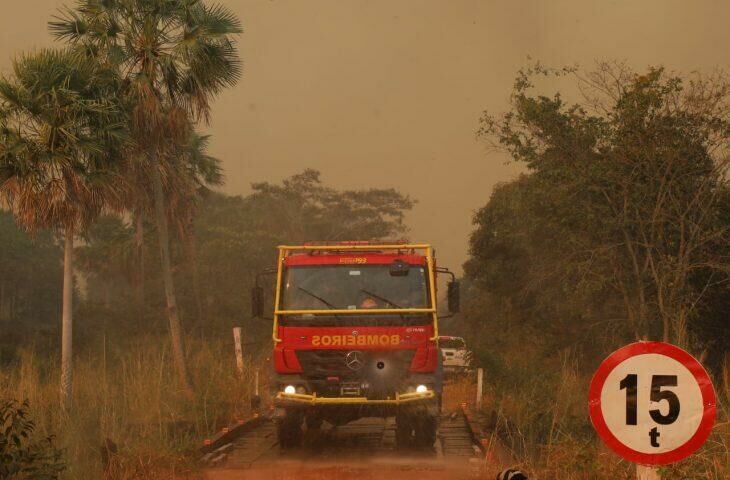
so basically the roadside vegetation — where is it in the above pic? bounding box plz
[0,0,406,477]
[0,170,414,478]
[460,62,730,479]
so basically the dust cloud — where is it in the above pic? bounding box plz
[1,1,728,270]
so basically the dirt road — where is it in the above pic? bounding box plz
[204,460,476,480]
[201,379,507,480]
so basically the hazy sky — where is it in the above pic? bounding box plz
[2,1,729,272]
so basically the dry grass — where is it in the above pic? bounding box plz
[472,350,730,480]
[0,335,266,479]
[2,337,727,479]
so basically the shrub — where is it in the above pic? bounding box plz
[0,399,65,479]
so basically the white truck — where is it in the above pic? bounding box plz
[439,336,472,375]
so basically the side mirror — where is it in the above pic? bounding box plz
[251,286,264,318]
[447,281,460,314]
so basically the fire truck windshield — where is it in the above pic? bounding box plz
[282,265,429,311]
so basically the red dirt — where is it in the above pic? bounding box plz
[203,462,476,480]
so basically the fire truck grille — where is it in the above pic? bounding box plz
[295,349,416,398]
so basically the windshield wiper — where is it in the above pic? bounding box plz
[360,289,402,309]
[297,286,337,309]
[295,287,344,324]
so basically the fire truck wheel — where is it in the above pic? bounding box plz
[414,414,437,448]
[305,414,323,431]
[277,412,303,448]
[395,413,414,448]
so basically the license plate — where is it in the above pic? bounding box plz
[340,382,361,396]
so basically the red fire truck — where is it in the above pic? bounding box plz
[252,242,459,448]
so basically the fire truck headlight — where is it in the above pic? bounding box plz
[416,384,428,393]
[284,385,296,394]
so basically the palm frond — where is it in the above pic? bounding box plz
[46,0,241,222]
[203,3,242,35]
[49,7,92,42]
[0,47,129,232]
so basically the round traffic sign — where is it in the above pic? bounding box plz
[589,342,716,465]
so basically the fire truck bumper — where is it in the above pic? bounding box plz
[274,390,435,407]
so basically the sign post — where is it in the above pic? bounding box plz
[636,465,660,480]
[589,342,716,477]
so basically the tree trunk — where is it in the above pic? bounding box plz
[0,280,6,321]
[151,157,195,397]
[185,229,205,334]
[134,206,145,323]
[60,229,74,412]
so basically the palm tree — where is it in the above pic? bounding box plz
[50,0,242,395]
[170,131,223,331]
[0,49,126,411]
[122,129,223,331]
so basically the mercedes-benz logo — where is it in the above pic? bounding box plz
[345,350,365,371]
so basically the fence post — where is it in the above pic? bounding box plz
[233,327,244,376]
[476,367,484,410]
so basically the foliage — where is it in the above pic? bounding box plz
[0,211,62,350]
[50,0,238,214]
[471,62,730,351]
[50,0,244,395]
[245,169,415,243]
[463,62,730,477]
[0,47,128,410]
[50,0,242,126]
[0,399,65,479]
[71,170,415,338]
[0,48,127,234]
[0,340,261,479]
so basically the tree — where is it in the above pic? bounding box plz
[474,62,730,349]
[70,170,415,340]
[0,210,62,337]
[51,0,242,395]
[76,215,135,308]
[0,49,125,410]
[245,169,415,243]
[168,131,223,328]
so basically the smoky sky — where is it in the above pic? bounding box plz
[2,1,728,272]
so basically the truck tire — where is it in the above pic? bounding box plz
[414,414,437,448]
[277,411,303,449]
[305,413,323,431]
[395,413,414,448]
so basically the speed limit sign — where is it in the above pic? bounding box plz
[589,342,716,465]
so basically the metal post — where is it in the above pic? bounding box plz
[476,368,484,410]
[233,327,244,376]
[637,465,660,480]
[251,368,262,412]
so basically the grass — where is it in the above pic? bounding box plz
[473,351,730,479]
[2,332,727,479]
[0,335,266,479]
